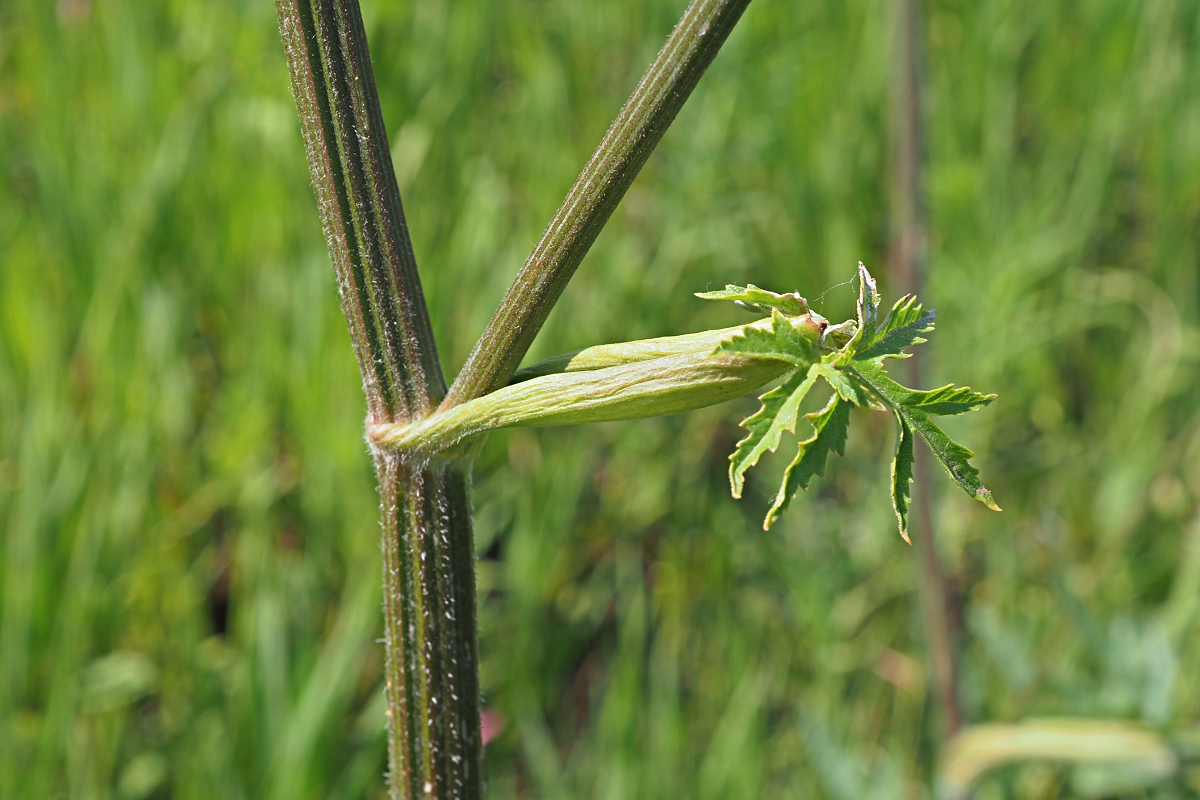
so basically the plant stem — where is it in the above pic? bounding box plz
[889,0,962,737]
[442,0,754,410]
[275,1,480,797]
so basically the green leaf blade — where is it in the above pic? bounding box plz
[852,360,1000,515]
[696,284,810,316]
[853,294,937,361]
[891,412,915,544]
[812,363,880,409]
[763,396,851,529]
[905,409,1001,512]
[847,262,881,352]
[728,368,819,498]
[899,383,995,416]
[715,309,819,366]
[852,361,994,416]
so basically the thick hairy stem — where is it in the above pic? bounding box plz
[275,0,480,797]
[377,456,480,799]
[277,0,445,423]
[443,0,754,409]
[890,0,961,736]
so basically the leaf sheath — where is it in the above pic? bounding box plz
[374,351,788,458]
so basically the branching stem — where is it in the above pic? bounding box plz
[442,0,754,409]
[275,0,753,796]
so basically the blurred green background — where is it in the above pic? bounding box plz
[3,0,1200,797]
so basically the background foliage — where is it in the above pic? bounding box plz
[2,0,1200,797]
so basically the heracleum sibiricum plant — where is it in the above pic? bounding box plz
[372,261,1000,542]
[274,0,997,797]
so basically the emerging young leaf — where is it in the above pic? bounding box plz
[763,395,851,530]
[696,284,811,316]
[727,367,820,498]
[891,412,915,543]
[708,263,999,541]
[853,294,936,361]
[715,309,821,366]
